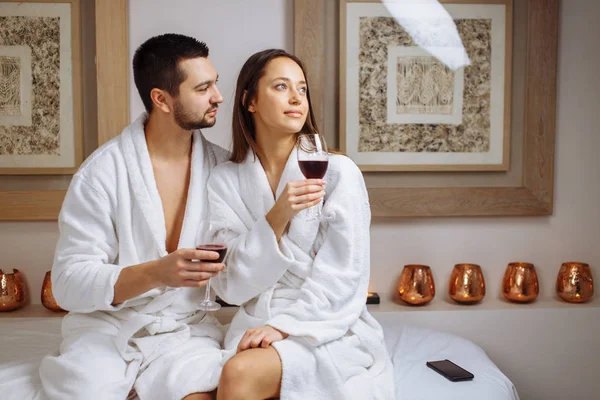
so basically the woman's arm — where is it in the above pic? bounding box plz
[266,158,372,346]
[207,169,293,305]
[266,180,324,241]
[207,166,325,305]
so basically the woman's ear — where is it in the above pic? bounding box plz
[243,90,256,113]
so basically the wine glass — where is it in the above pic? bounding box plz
[195,219,228,311]
[297,133,329,220]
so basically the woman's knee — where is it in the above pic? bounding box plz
[218,349,282,400]
[220,354,253,386]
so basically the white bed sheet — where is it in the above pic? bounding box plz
[0,316,519,400]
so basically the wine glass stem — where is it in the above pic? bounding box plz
[203,278,213,303]
[316,197,324,217]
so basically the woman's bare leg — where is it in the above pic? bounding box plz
[182,390,216,400]
[217,347,282,400]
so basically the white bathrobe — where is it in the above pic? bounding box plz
[39,113,229,400]
[207,150,395,400]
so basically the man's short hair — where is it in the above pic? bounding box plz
[132,33,209,113]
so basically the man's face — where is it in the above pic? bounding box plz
[172,57,223,130]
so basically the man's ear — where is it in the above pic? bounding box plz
[243,90,256,113]
[150,88,171,113]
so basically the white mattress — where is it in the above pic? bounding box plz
[0,316,519,400]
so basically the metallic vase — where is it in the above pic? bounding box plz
[556,262,594,303]
[502,262,539,303]
[397,264,435,305]
[41,270,64,312]
[449,263,486,304]
[0,269,26,311]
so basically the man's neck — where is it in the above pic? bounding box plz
[144,113,193,161]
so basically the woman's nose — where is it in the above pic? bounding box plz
[289,90,301,105]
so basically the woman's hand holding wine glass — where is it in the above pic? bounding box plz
[297,133,329,220]
[266,133,330,239]
[266,179,325,240]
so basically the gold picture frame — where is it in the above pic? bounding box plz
[0,0,83,175]
[339,0,513,172]
[295,0,557,216]
[0,0,86,220]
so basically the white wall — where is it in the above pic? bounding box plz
[0,1,599,399]
[128,0,294,150]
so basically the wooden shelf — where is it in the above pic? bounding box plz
[0,303,240,323]
[2,295,598,321]
[368,294,600,314]
[0,304,67,319]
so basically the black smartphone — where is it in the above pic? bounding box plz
[426,359,474,382]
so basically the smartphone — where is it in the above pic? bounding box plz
[426,359,474,382]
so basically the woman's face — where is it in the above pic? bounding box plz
[248,57,309,137]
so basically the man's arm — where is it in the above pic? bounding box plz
[53,176,224,311]
[111,261,159,305]
[112,249,224,305]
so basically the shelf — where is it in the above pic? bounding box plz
[0,303,238,321]
[2,294,598,321]
[368,294,600,314]
[0,304,67,319]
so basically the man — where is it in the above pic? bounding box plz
[39,34,229,400]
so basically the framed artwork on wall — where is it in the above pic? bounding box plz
[2,0,553,220]
[341,0,513,172]
[0,0,83,175]
[295,0,557,217]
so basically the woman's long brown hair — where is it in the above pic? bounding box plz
[230,49,320,163]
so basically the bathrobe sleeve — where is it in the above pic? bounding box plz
[207,164,294,306]
[266,157,372,346]
[51,175,125,313]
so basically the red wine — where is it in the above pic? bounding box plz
[196,244,227,263]
[299,160,328,179]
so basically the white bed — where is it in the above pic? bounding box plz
[0,316,519,400]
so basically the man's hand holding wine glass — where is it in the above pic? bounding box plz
[149,248,225,288]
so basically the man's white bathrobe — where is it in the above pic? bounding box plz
[38,114,229,400]
[207,150,395,400]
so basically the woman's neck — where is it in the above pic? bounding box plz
[256,128,297,194]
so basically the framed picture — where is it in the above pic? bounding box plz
[4,0,553,219]
[295,0,557,217]
[341,0,513,172]
[0,0,82,174]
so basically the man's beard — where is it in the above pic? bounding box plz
[173,100,217,130]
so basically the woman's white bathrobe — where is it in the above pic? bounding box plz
[208,150,395,400]
[38,114,229,400]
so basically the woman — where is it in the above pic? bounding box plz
[208,49,394,400]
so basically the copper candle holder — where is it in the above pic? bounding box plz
[449,263,486,304]
[556,262,594,303]
[0,268,26,311]
[41,270,64,312]
[502,262,539,303]
[397,265,435,305]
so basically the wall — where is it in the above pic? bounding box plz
[0,1,598,399]
[128,0,294,150]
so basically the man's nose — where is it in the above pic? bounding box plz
[211,85,224,104]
